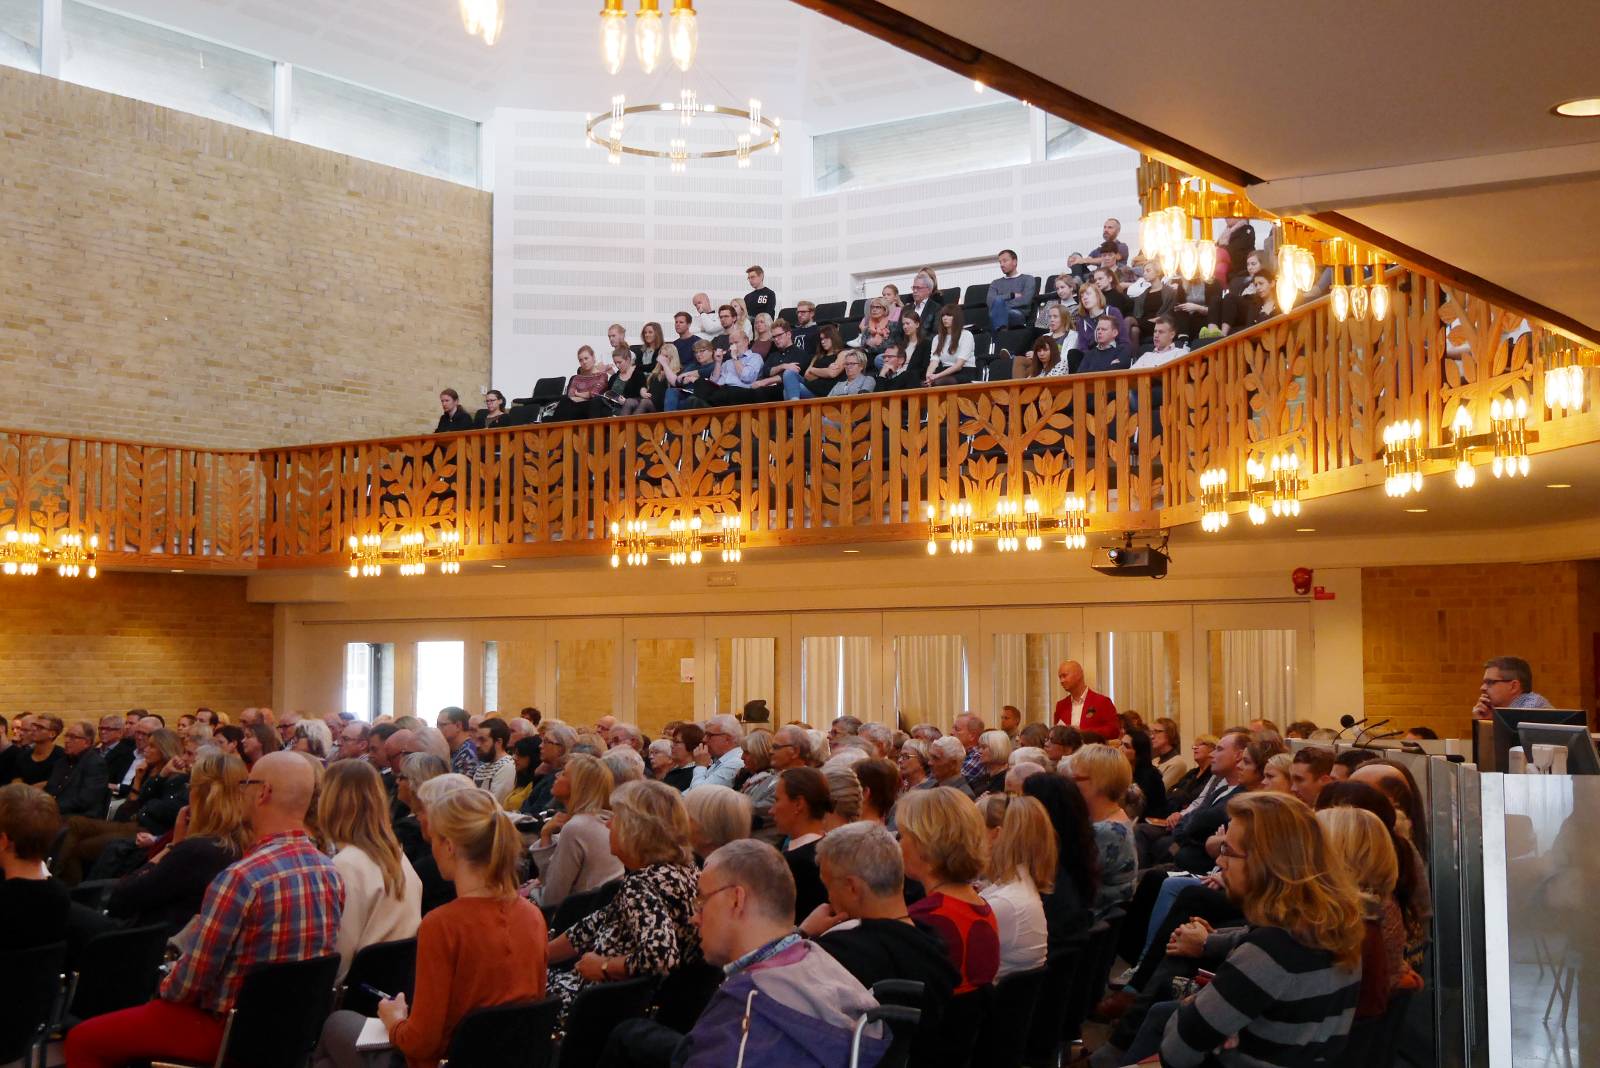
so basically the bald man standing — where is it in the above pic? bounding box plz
[1053,660,1120,738]
[67,752,344,1068]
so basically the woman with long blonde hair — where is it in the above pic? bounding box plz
[1158,793,1364,1066]
[896,786,999,993]
[104,749,251,934]
[977,794,1054,979]
[314,787,548,1068]
[527,752,624,909]
[319,759,422,980]
[1317,805,1418,1017]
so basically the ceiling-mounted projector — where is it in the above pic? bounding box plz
[1091,535,1170,579]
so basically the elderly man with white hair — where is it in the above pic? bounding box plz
[602,745,646,785]
[506,718,535,745]
[609,723,644,752]
[918,736,976,797]
[690,714,744,790]
[858,723,893,759]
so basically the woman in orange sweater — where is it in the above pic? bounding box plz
[314,786,548,1068]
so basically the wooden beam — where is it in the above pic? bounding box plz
[791,0,1600,347]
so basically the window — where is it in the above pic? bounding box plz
[482,641,499,713]
[812,102,1031,195]
[291,70,478,186]
[60,2,273,132]
[344,642,394,721]
[0,0,39,72]
[1044,114,1118,161]
[415,641,466,720]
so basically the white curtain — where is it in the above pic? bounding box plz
[727,637,776,713]
[802,636,875,725]
[1096,632,1177,720]
[895,635,968,733]
[993,633,1072,723]
[1218,630,1297,724]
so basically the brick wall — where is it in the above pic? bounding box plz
[0,66,490,450]
[1362,561,1598,738]
[0,572,273,722]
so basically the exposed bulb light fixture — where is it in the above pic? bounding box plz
[1199,451,1302,533]
[600,0,629,75]
[1382,396,1535,501]
[1543,342,1594,413]
[668,0,698,71]
[459,0,504,45]
[926,496,1088,554]
[634,0,663,74]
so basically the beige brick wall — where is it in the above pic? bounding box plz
[1362,561,1597,738]
[0,66,490,450]
[0,571,273,722]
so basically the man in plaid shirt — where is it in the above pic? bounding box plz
[954,712,989,791]
[67,751,344,1068]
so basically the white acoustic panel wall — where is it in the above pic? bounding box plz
[492,108,1140,392]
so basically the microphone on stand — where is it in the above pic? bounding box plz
[1334,714,1366,740]
[1353,718,1392,746]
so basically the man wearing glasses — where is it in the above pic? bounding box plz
[1472,656,1552,720]
[691,715,745,791]
[47,720,110,817]
[97,713,139,785]
[4,714,64,787]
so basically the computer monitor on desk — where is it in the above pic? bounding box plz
[1516,723,1600,775]
[1476,708,1589,772]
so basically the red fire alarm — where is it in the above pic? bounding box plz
[1292,567,1314,596]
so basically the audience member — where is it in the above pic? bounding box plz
[5,713,63,786]
[896,787,1000,993]
[1331,748,1381,781]
[1044,724,1083,765]
[470,718,514,804]
[854,758,900,825]
[97,712,139,785]
[1473,655,1552,718]
[1054,660,1119,735]
[319,760,422,980]
[974,730,1012,796]
[433,389,473,433]
[241,721,280,768]
[1316,806,1416,1017]
[436,707,478,778]
[636,320,668,374]
[504,736,543,811]
[58,727,190,883]
[682,784,754,859]
[546,780,700,1016]
[738,729,779,828]
[1289,747,1335,807]
[47,719,109,817]
[899,738,931,791]
[925,304,974,385]
[828,349,876,397]
[925,735,976,797]
[743,265,777,321]
[690,714,744,789]
[603,348,653,415]
[771,766,832,921]
[986,248,1037,331]
[68,752,343,1068]
[528,753,624,910]
[977,794,1053,979]
[1132,315,1191,370]
[336,721,372,763]
[1067,743,1139,916]
[790,300,821,354]
[1079,315,1131,372]
[1069,218,1130,273]
[907,269,944,333]
[1022,773,1099,952]
[398,760,465,916]
[291,719,333,760]
[689,292,721,337]
[474,389,510,429]
[1263,753,1295,793]
[822,763,863,830]
[602,745,646,786]
[0,783,69,951]
[1121,727,1170,819]
[550,346,611,421]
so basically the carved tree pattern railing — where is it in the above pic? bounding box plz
[1,268,1593,569]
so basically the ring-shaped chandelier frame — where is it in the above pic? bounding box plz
[584,100,781,162]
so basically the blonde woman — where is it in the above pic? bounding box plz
[1316,806,1417,1017]
[1263,752,1295,794]
[527,753,624,909]
[977,795,1054,979]
[105,749,252,934]
[738,729,779,831]
[314,788,548,1068]
[851,296,897,358]
[291,719,333,761]
[1066,743,1138,914]
[822,763,863,831]
[896,786,1000,994]
[545,780,700,1015]
[879,283,905,322]
[1159,793,1364,1067]
[682,784,752,858]
[320,760,422,980]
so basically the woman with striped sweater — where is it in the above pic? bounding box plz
[1159,792,1365,1068]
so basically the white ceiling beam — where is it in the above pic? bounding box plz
[1248,141,1600,215]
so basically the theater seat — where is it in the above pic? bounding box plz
[813,300,847,323]
[778,306,798,324]
[961,284,989,310]
[847,298,867,322]
[937,287,960,307]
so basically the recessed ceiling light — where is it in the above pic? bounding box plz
[1295,527,1316,532]
[491,563,508,568]
[1545,483,1572,489]
[170,568,185,573]
[843,549,861,554]
[1404,508,1428,514]
[1552,97,1600,118]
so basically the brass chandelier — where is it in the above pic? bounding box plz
[586,93,780,169]
[925,495,1089,555]
[610,512,744,567]
[1,529,98,578]
[1382,398,1535,499]
[347,528,463,578]
[1198,452,1303,533]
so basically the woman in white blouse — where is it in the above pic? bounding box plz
[925,303,975,386]
[976,793,1053,980]
[527,753,625,909]
[318,759,423,980]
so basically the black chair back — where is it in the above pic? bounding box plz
[442,995,560,1068]
[987,356,1015,382]
[69,923,169,1022]
[341,937,420,1016]
[778,307,798,324]
[814,301,847,323]
[977,965,1048,1068]
[219,954,341,1068]
[1025,940,1087,1066]
[853,1004,922,1068]
[1060,919,1111,1045]
[847,298,867,322]
[549,879,621,936]
[937,287,961,307]
[961,284,989,309]
[557,975,657,1067]
[0,941,66,1065]
[652,959,723,1033]
[531,376,567,401]
[919,985,992,1068]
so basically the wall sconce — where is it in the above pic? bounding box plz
[347,528,462,578]
[1198,451,1302,532]
[1544,343,1594,413]
[926,496,1088,554]
[1,529,98,578]
[1382,397,1535,499]
[610,512,745,568]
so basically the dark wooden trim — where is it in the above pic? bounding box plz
[791,0,1600,347]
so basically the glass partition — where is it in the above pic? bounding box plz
[634,638,696,738]
[1206,629,1298,734]
[414,641,465,719]
[1094,631,1178,721]
[716,636,778,717]
[292,69,479,185]
[894,635,967,733]
[0,0,40,72]
[800,636,873,725]
[992,633,1071,724]
[556,638,617,723]
[343,642,393,721]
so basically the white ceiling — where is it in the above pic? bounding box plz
[862,0,1600,333]
[94,0,980,130]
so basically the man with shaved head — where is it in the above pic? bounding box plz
[66,751,343,1067]
[1052,660,1119,738]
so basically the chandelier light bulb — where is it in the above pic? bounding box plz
[600,0,629,75]
[634,0,663,74]
[1295,247,1315,292]
[668,0,698,71]
[1349,285,1370,321]
[1197,240,1217,282]
[1275,272,1297,317]
[1456,458,1476,489]
[1370,283,1391,322]
[1330,285,1350,323]
[459,0,505,45]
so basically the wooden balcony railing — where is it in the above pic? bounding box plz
[2,267,1593,571]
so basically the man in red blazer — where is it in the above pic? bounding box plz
[1053,660,1120,738]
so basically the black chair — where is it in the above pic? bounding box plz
[778,306,798,324]
[961,284,990,311]
[652,959,723,1033]
[986,356,1015,383]
[1024,937,1089,1068]
[995,326,1039,360]
[838,321,861,345]
[0,941,67,1068]
[1059,919,1111,1047]
[853,1003,921,1068]
[1332,988,1418,1068]
[63,923,169,1026]
[847,298,867,322]
[556,975,658,1068]
[340,937,420,1016]
[441,995,560,1068]
[937,287,961,307]
[68,878,118,911]
[977,965,1048,1068]
[548,879,621,936]
[870,981,928,1068]
[152,953,342,1068]
[814,300,847,323]
[1043,273,1059,299]
[924,986,992,1068]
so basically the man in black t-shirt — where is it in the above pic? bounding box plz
[5,714,64,787]
[670,311,701,366]
[743,265,777,323]
[791,301,820,355]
